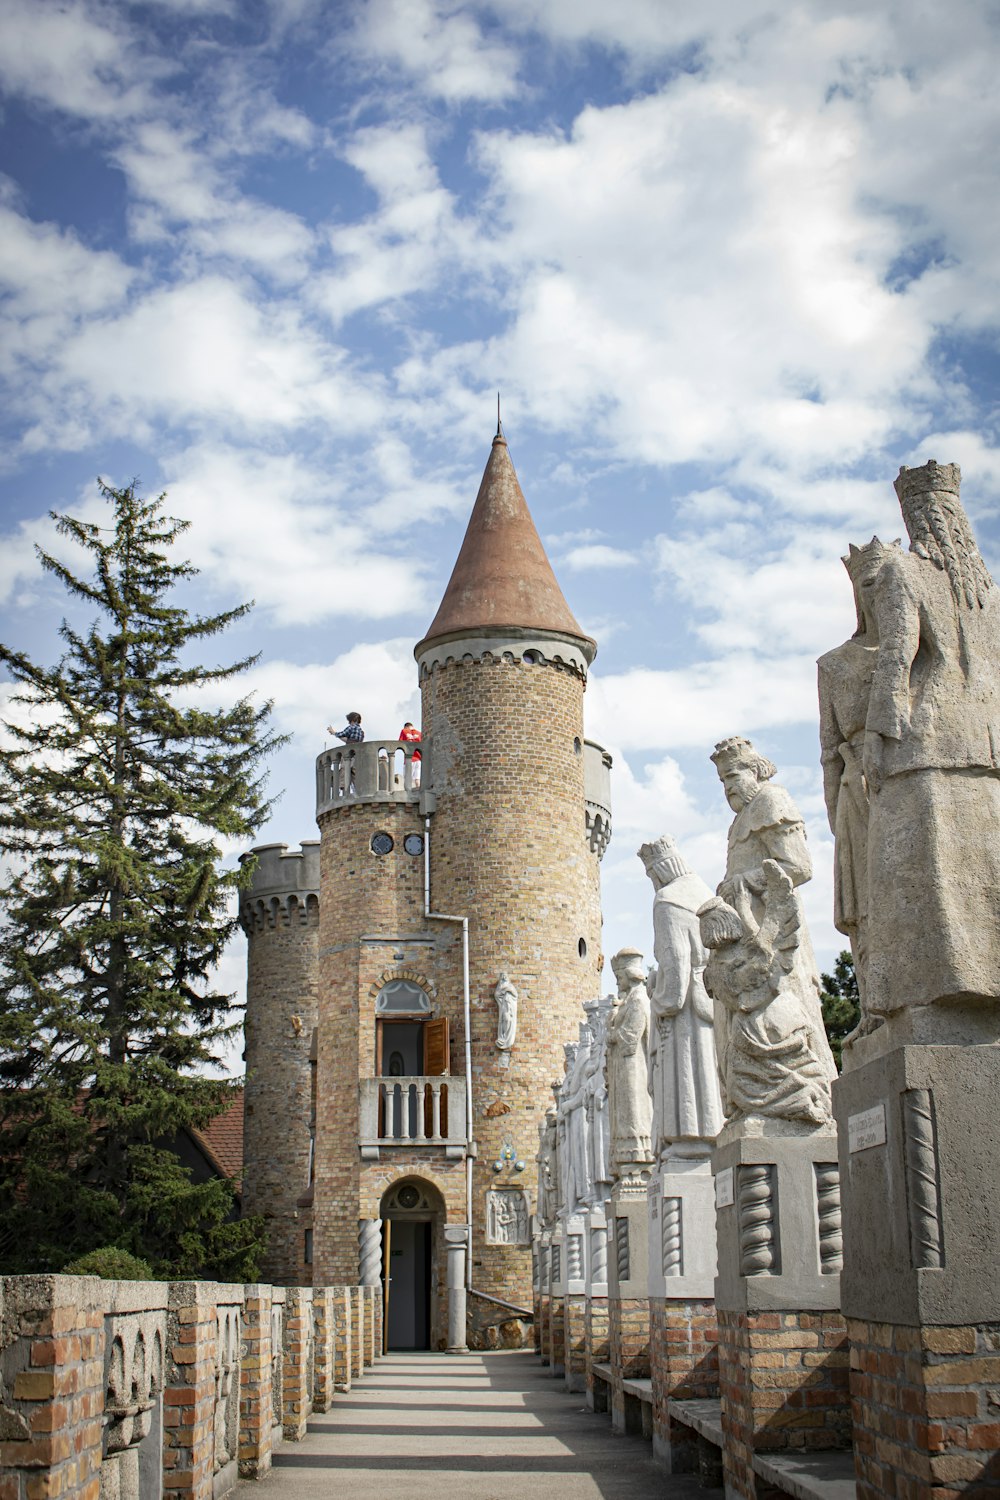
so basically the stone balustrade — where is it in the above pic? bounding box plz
[359,1075,467,1160]
[315,739,424,816]
[0,1274,380,1499]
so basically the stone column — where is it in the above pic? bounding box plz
[358,1218,383,1288]
[713,1123,851,1499]
[444,1225,469,1352]
[647,1153,720,1471]
[585,1204,610,1412]
[239,1284,275,1478]
[836,1023,1000,1497]
[608,1179,651,1433]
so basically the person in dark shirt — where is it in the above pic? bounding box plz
[328,712,364,743]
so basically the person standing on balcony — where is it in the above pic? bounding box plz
[399,720,421,785]
[328,712,364,743]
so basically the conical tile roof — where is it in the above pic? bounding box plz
[418,432,596,660]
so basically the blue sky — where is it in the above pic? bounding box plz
[2,0,1000,1073]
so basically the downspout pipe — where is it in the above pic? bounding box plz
[424,814,474,1290]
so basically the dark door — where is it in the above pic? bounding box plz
[386,1219,431,1349]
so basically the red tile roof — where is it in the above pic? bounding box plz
[190,1089,244,1180]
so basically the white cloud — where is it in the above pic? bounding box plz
[349,0,521,103]
[0,0,164,122]
[562,543,638,571]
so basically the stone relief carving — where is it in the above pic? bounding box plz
[737,1163,778,1276]
[102,1315,164,1500]
[638,835,724,1163]
[700,859,836,1126]
[902,1088,944,1269]
[494,971,518,1051]
[486,1189,530,1245]
[836,461,1000,1023]
[605,948,654,1181]
[213,1307,241,1473]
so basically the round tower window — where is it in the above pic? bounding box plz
[403,833,424,856]
[371,832,394,856]
[397,1184,420,1209]
[578,937,588,959]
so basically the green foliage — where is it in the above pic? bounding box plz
[63,1246,154,1281]
[0,480,283,1276]
[820,950,861,1070]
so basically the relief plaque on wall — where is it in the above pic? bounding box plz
[484,1189,531,1246]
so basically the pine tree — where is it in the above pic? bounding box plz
[820,950,861,1071]
[0,480,285,1276]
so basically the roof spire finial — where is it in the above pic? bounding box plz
[497,390,502,438]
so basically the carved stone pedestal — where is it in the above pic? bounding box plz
[835,1033,1000,1498]
[537,1232,552,1367]
[608,1184,651,1433]
[713,1122,851,1500]
[646,1156,720,1469]
[585,1207,610,1411]
[562,1214,587,1391]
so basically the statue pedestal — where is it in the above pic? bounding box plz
[537,1232,552,1366]
[646,1155,720,1470]
[548,1224,566,1377]
[712,1121,851,1500]
[562,1213,588,1392]
[835,1032,1000,1497]
[608,1179,651,1434]
[584,1206,610,1411]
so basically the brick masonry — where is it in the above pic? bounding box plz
[564,1294,588,1389]
[609,1297,650,1431]
[649,1296,719,1465]
[718,1308,852,1500]
[238,1285,274,1479]
[847,1317,1000,1498]
[241,849,319,1287]
[585,1296,610,1410]
[549,1296,567,1376]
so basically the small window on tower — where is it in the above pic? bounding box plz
[403,833,424,856]
[371,831,394,855]
[578,938,588,959]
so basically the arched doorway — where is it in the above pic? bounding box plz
[380,1178,445,1351]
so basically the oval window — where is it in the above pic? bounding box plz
[578,937,588,959]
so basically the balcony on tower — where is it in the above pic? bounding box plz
[584,738,613,859]
[359,1074,467,1161]
[316,737,426,817]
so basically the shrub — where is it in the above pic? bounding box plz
[62,1246,154,1281]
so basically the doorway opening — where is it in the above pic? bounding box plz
[380,1178,444,1351]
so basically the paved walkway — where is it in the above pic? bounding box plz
[248,1350,707,1499]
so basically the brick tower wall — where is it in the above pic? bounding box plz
[420,646,603,1307]
[313,799,434,1285]
[241,843,320,1285]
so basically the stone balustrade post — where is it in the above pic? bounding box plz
[238,1284,274,1479]
[444,1226,468,1352]
[282,1286,314,1442]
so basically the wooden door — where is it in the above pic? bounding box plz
[423,1017,449,1136]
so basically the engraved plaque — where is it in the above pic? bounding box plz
[715,1167,735,1208]
[848,1103,886,1154]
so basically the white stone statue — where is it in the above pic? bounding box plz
[487,1189,529,1245]
[817,545,880,1018]
[605,948,654,1178]
[638,835,724,1162]
[844,461,1000,1023]
[699,860,835,1125]
[558,1022,594,1214]
[535,1105,558,1226]
[583,996,613,1203]
[556,1042,579,1214]
[494,971,518,1050]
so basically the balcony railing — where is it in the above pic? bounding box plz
[359,1075,467,1161]
[316,738,425,817]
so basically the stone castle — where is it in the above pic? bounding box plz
[238,429,612,1346]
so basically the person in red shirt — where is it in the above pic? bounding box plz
[399,721,421,785]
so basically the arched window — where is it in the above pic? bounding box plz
[376,979,431,1015]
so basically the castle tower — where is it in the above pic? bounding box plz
[250,429,611,1349]
[239,841,320,1284]
[415,430,607,1309]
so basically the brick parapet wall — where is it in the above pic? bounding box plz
[848,1317,1000,1498]
[564,1295,588,1390]
[0,1274,105,1500]
[238,1285,273,1479]
[585,1296,610,1408]
[718,1308,851,1500]
[549,1298,567,1376]
[649,1296,719,1465]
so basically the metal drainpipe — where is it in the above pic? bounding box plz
[423,814,474,1290]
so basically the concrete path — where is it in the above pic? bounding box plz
[247,1350,707,1499]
